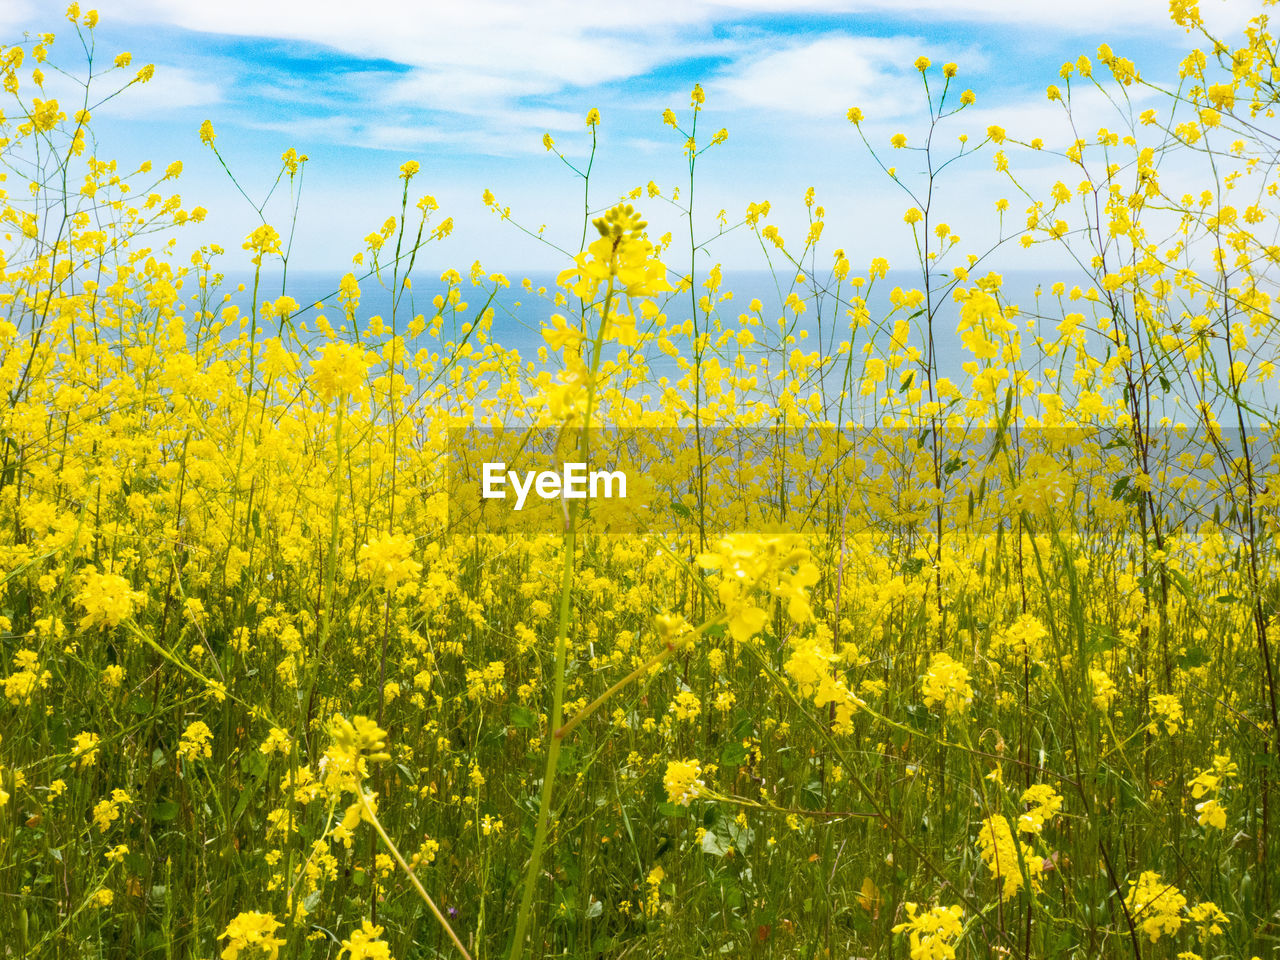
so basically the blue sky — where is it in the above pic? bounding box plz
[3,0,1257,276]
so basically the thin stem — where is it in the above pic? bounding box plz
[357,788,473,960]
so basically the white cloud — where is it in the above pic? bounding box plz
[6,0,1259,271]
[65,0,1252,123]
[50,0,1249,146]
[714,34,986,119]
[701,0,1252,32]
[12,0,1257,156]
[94,0,709,94]
[94,66,222,117]
[0,0,38,35]
[940,83,1162,148]
[27,61,221,126]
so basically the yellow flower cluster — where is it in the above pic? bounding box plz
[177,720,213,762]
[73,569,144,630]
[1189,752,1236,830]
[920,652,973,714]
[975,814,1043,900]
[358,533,422,591]
[663,758,704,805]
[696,533,819,643]
[341,919,395,960]
[891,902,964,960]
[1124,871,1187,942]
[219,911,285,960]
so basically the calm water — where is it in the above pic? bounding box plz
[202,267,1276,419]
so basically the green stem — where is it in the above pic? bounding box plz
[508,274,617,960]
[318,405,344,655]
[358,788,472,960]
[507,497,579,960]
[555,642,674,742]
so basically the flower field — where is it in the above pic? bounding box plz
[1,3,1279,959]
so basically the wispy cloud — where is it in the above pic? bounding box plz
[5,0,1255,269]
[96,65,223,117]
[713,34,988,119]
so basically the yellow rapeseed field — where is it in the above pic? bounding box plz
[0,2,1278,958]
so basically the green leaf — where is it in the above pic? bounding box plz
[239,751,268,781]
[701,830,730,856]
[1178,647,1210,669]
[720,742,749,767]
[152,801,179,822]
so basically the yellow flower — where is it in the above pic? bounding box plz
[74,569,144,630]
[1086,664,1125,707]
[320,715,390,796]
[846,106,863,124]
[341,919,394,960]
[242,224,282,264]
[72,731,101,768]
[585,107,600,126]
[1017,784,1063,834]
[976,814,1043,899]
[177,721,213,762]
[1124,871,1186,942]
[358,533,423,590]
[199,119,215,146]
[892,903,963,960]
[219,912,285,960]
[1187,901,1226,941]
[1195,798,1226,830]
[891,133,908,148]
[309,341,371,403]
[92,790,131,832]
[914,56,931,72]
[921,652,973,713]
[1148,694,1185,735]
[663,759,704,805]
[555,202,673,303]
[281,147,308,175]
[1205,83,1234,110]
